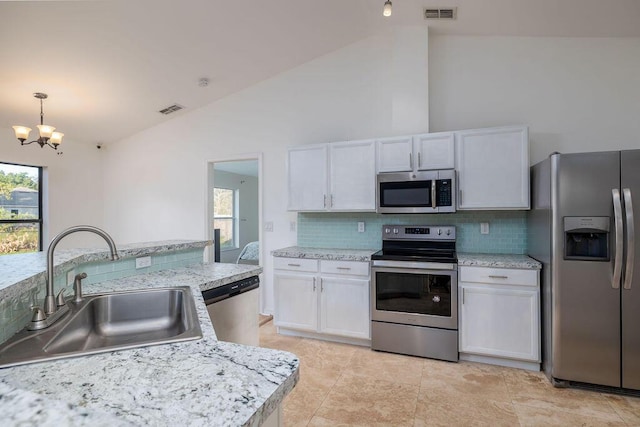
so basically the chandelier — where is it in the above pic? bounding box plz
[13,92,64,150]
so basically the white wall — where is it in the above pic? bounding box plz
[102,27,430,314]
[0,127,105,249]
[429,35,640,164]
[212,170,259,264]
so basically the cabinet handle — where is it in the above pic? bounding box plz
[409,152,413,170]
[320,278,323,292]
[336,267,351,270]
[418,152,422,168]
[287,263,301,267]
[323,195,327,208]
[488,275,509,279]
[462,288,465,304]
[330,194,334,208]
[313,277,316,291]
[459,189,463,206]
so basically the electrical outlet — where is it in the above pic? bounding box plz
[290,221,296,232]
[480,222,490,234]
[264,221,274,232]
[358,222,365,233]
[67,270,75,286]
[136,256,152,269]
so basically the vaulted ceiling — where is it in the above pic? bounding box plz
[2,0,639,146]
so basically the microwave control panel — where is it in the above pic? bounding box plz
[436,179,453,207]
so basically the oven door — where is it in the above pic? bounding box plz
[371,263,457,330]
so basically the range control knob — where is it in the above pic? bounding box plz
[446,229,451,236]
[437,229,442,235]
[393,228,399,234]
[384,228,391,234]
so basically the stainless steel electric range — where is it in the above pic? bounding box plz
[370,225,458,362]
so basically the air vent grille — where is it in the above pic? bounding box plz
[424,7,457,20]
[158,104,184,115]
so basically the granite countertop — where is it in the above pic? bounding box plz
[271,246,377,262]
[0,240,210,296]
[458,253,542,270]
[0,263,299,427]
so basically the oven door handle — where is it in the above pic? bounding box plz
[371,260,457,271]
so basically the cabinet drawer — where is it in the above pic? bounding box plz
[459,266,538,287]
[274,257,318,272]
[320,260,370,277]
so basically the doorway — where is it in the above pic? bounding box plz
[207,156,262,266]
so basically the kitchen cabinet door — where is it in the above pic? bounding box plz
[319,276,370,339]
[376,136,413,172]
[459,284,539,361]
[414,132,455,170]
[456,126,529,210]
[273,272,318,332]
[329,140,376,211]
[287,145,327,211]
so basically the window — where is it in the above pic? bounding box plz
[0,162,43,255]
[213,187,237,250]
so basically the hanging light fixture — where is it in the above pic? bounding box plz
[13,92,64,150]
[383,0,392,17]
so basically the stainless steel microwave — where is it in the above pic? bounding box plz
[376,170,456,214]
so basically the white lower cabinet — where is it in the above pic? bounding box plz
[274,257,371,342]
[458,266,540,369]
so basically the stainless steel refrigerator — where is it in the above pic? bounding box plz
[528,150,640,391]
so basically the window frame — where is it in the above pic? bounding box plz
[213,187,238,251]
[0,161,43,252]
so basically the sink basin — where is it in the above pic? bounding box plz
[0,287,203,368]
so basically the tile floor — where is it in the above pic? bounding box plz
[259,321,640,426]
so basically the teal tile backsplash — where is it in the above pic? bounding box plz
[298,212,527,254]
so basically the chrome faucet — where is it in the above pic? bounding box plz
[43,225,119,315]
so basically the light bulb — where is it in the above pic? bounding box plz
[37,124,55,140]
[50,132,64,146]
[13,126,32,141]
[383,0,392,17]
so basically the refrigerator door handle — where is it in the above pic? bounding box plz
[613,189,623,289]
[623,188,635,290]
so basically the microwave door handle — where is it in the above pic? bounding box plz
[431,180,437,209]
[623,188,635,290]
[613,189,623,289]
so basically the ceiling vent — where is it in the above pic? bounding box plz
[158,104,184,115]
[424,7,457,20]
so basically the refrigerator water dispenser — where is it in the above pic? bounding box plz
[564,217,610,261]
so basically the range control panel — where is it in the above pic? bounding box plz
[382,225,456,240]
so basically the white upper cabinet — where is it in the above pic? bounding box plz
[455,126,530,210]
[376,136,414,172]
[288,140,376,212]
[287,144,327,211]
[414,132,455,170]
[377,132,455,173]
[329,140,376,211]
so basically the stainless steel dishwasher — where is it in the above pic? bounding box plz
[202,276,260,346]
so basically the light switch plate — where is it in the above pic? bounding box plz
[136,256,152,269]
[358,222,365,233]
[480,222,490,234]
[265,221,274,232]
[290,221,296,232]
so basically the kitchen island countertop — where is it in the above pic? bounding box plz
[0,262,298,427]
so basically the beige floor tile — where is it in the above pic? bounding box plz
[343,347,426,386]
[283,365,341,427]
[503,369,624,422]
[293,338,358,372]
[414,389,520,427]
[421,359,511,403]
[603,394,640,425]
[314,374,419,426]
[259,330,303,354]
[513,402,627,426]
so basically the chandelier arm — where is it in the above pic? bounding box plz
[20,139,40,146]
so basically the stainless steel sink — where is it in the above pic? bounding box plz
[0,287,203,368]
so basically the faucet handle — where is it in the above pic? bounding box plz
[31,307,46,322]
[56,289,66,307]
